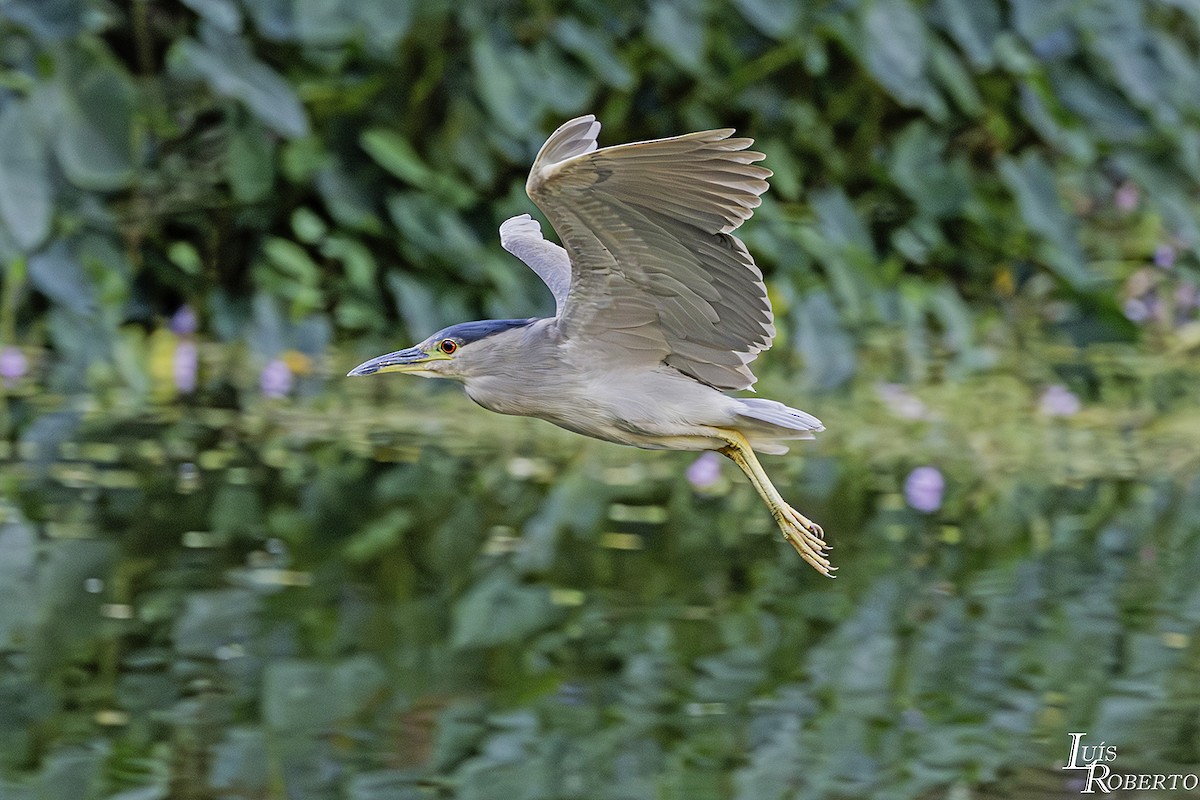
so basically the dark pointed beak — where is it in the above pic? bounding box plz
[346,347,430,376]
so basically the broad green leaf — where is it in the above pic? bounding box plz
[45,54,137,190]
[648,0,706,74]
[36,747,105,800]
[934,0,1000,69]
[1049,66,1148,142]
[208,729,268,797]
[181,0,242,33]
[0,101,53,252]
[792,290,856,390]
[361,130,433,185]
[315,164,382,232]
[362,130,476,207]
[172,588,262,658]
[262,238,318,283]
[451,571,560,649]
[28,242,95,314]
[0,510,37,648]
[293,0,357,45]
[0,0,85,41]
[810,187,873,255]
[860,0,945,119]
[731,0,802,39]
[353,0,414,54]
[552,19,634,90]
[998,150,1093,287]
[226,116,276,202]
[174,30,309,138]
[889,122,969,217]
[471,34,529,136]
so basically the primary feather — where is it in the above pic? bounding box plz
[507,115,776,391]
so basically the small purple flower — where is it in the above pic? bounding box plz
[686,452,722,490]
[1123,297,1150,323]
[1114,182,1139,213]
[1153,244,1176,270]
[174,341,198,394]
[904,466,944,514]
[1039,384,1081,417]
[169,305,199,336]
[0,346,28,386]
[875,382,928,420]
[260,359,293,398]
[1176,282,1197,313]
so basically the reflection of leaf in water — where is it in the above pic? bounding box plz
[208,728,268,798]
[451,570,560,649]
[172,588,262,659]
[0,509,38,647]
[262,656,386,735]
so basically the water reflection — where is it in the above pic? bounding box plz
[1,357,1199,799]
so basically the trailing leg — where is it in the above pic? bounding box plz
[716,430,835,577]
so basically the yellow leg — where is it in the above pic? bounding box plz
[716,430,835,577]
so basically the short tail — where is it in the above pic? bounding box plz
[734,398,823,454]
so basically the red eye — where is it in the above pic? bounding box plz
[439,339,457,355]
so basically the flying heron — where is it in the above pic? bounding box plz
[349,116,833,576]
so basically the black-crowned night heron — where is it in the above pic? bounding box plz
[350,116,832,576]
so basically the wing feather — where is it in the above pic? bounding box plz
[498,214,571,314]
[524,115,776,390]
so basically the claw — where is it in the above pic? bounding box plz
[775,503,835,577]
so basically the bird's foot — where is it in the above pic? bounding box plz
[774,504,835,577]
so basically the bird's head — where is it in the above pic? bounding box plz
[347,319,534,381]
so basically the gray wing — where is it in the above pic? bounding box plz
[525,115,775,391]
[498,214,571,314]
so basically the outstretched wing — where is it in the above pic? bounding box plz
[498,214,571,314]
[525,115,775,391]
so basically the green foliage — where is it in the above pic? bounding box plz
[1,1,1200,798]
[0,0,1194,386]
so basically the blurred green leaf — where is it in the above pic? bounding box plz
[28,242,95,315]
[226,116,276,202]
[181,0,242,33]
[451,571,560,649]
[362,129,476,207]
[172,589,262,659]
[998,150,1093,287]
[0,510,37,648]
[0,101,52,252]
[934,0,1000,69]
[648,0,706,74]
[860,0,945,119]
[0,0,86,41]
[208,729,268,798]
[552,19,634,90]
[731,0,801,39]
[43,53,137,190]
[174,29,309,138]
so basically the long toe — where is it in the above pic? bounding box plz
[776,505,836,577]
[785,507,825,542]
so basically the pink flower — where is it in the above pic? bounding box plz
[1175,282,1197,312]
[904,466,944,513]
[169,305,199,335]
[0,346,27,387]
[875,382,928,420]
[1039,385,1081,417]
[1123,297,1150,323]
[686,452,722,489]
[1114,182,1140,213]
[174,341,198,394]
[1153,244,1176,269]
[260,359,293,398]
